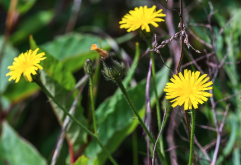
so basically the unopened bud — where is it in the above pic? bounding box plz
[91,45,125,81]
[84,59,95,76]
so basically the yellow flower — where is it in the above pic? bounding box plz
[119,5,166,32]
[164,70,213,110]
[6,48,46,83]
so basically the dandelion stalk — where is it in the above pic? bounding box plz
[84,59,98,136]
[164,70,212,165]
[35,79,117,165]
[148,39,165,156]
[115,78,167,165]
[89,76,97,136]
[188,110,196,165]
[91,44,167,165]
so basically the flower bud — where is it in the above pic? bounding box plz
[91,44,125,81]
[84,59,95,76]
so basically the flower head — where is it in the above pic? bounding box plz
[119,5,166,32]
[164,70,213,110]
[84,59,95,76]
[6,48,46,83]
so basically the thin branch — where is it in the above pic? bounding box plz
[65,0,82,33]
[51,86,84,165]
[210,89,220,165]
[224,61,240,65]
[211,32,232,83]
[185,49,204,74]
[215,90,241,106]
[211,104,230,165]
[219,104,230,132]
[152,109,167,165]
[189,23,211,28]
[194,136,211,162]
[188,29,213,49]
[182,52,215,68]
[145,58,152,165]
[167,107,178,164]
[214,12,236,40]
[196,124,216,132]
[175,127,189,142]
[176,0,184,73]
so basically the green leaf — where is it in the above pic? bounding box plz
[0,36,18,94]
[10,11,54,45]
[216,114,237,164]
[232,148,240,165]
[30,36,76,90]
[40,71,88,146]
[30,36,87,146]
[85,60,172,164]
[40,33,109,72]
[74,155,89,165]
[40,32,135,72]
[3,78,39,103]
[0,121,47,165]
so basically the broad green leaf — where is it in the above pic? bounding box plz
[85,60,172,164]
[0,121,47,165]
[0,0,36,14]
[40,33,134,72]
[30,36,87,146]
[30,36,76,90]
[0,36,18,94]
[3,78,39,103]
[40,33,109,72]
[40,71,88,146]
[10,11,54,45]
[74,155,89,165]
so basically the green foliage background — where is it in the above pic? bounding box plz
[0,0,241,165]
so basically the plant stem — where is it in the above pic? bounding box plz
[188,110,196,165]
[148,40,165,156]
[115,78,167,165]
[89,76,98,136]
[35,79,117,165]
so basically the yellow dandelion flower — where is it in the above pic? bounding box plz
[164,70,213,110]
[119,5,166,32]
[6,48,46,83]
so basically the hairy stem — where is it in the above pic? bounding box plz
[35,79,117,165]
[89,76,97,136]
[188,110,196,165]
[115,78,167,165]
